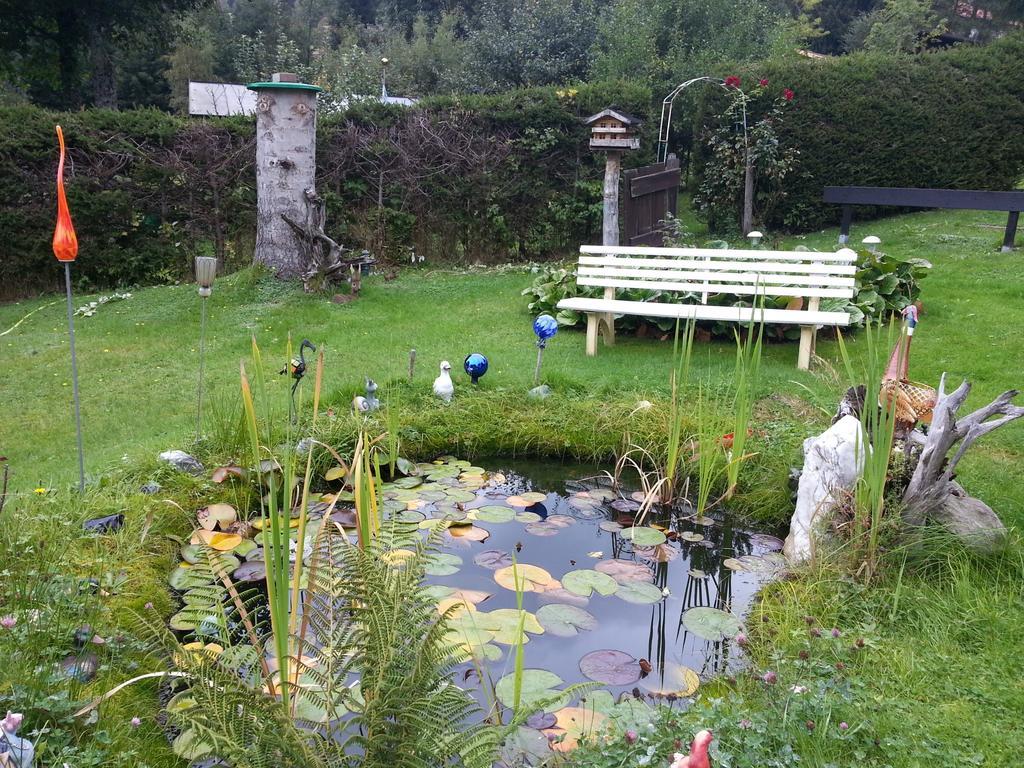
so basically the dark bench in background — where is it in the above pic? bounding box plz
[824,186,1023,252]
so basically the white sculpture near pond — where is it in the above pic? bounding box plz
[0,712,34,768]
[783,415,865,564]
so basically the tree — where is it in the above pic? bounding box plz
[845,0,945,52]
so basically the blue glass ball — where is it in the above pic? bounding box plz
[464,353,489,384]
[533,314,558,342]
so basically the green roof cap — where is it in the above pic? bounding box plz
[246,81,323,92]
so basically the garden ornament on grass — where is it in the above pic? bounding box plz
[280,339,317,421]
[880,304,937,436]
[352,378,380,413]
[0,712,35,768]
[433,361,454,402]
[463,353,488,384]
[532,314,558,385]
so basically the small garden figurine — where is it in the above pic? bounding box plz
[433,361,454,402]
[0,712,34,768]
[463,353,488,384]
[352,378,380,412]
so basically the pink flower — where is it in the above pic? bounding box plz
[735,632,748,647]
[790,685,808,694]
[832,628,841,638]
[806,720,816,731]
[739,718,752,729]
[131,716,142,728]
[762,671,777,684]
[144,602,154,610]
[724,75,741,89]
[759,78,769,87]
[783,88,795,101]
[625,729,638,744]
[1,712,22,734]
[839,722,850,730]
[0,615,15,629]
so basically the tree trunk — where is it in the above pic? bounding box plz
[741,153,754,235]
[88,22,117,109]
[253,84,319,278]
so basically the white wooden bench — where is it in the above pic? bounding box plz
[556,245,858,370]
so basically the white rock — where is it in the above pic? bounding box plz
[158,450,204,475]
[783,416,865,565]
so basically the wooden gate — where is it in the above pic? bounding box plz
[622,154,680,246]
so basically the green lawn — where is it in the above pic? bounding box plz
[1,207,1023,766]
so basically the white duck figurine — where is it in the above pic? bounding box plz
[433,361,454,402]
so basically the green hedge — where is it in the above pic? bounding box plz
[700,34,1024,231]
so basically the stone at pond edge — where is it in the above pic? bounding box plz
[931,483,1007,553]
[528,384,552,400]
[158,450,204,475]
[83,514,124,534]
[783,415,864,565]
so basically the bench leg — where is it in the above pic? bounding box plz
[599,313,615,346]
[797,326,816,370]
[586,314,599,356]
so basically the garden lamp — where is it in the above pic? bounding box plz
[195,255,217,439]
[747,230,763,248]
[53,125,85,492]
[862,235,881,253]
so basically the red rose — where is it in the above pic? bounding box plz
[759,78,769,87]
[783,88,795,101]
[724,75,741,89]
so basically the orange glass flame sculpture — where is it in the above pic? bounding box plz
[53,125,78,262]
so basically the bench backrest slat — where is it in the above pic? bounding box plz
[580,276,853,299]
[578,256,856,277]
[580,244,857,263]
[577,265,855,288]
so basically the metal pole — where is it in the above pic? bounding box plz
[64,262,85,492]
[534,346,543,385]
[196,295,208,439]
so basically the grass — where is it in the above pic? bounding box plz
[1,206,1023,766]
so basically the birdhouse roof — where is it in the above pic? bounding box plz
[583,108,642,127]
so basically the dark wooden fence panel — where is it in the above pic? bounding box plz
[623,155,680,246]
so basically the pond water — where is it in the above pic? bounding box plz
[419,457,786,703]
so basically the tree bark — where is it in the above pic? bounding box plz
[902,374,1024,526]
[88,22,117,109]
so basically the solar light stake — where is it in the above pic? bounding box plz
[63,262,85,492]
[195,256,217,439]
[53,125,85,492]
[532,314,558,385]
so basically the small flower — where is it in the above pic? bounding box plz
[724,75,741,89]
[0,615,16,629]
[34,487,47,494]
[831,628,841,638]
[735,632,748,647]
[806,719,815,731]
[625,729,638,745]
[810,627,822,638]
[855,637,865,648]
[144,602,154,610]
[130,716,141,728]
[803,615,815,626]
[783,88,795,101]
[790,685,808,694]
[839,722,850,731]
[673,739,683,750]
[739,718,753,730]
[798,650,809,660]
[758,78,769,87]
[762,671,777,684]
[835,661,846,671]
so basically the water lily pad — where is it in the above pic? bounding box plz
[682,607,743,641]
[475,505,515,523]
[324,466,347,481]
[520,492,547,504]
[392,476,423,489]
[494,564,553,592]
[169,565,214,591]
[598,521,624,533]
[536,604,598,637]
[424,553,462,576]
[197,503,237,531]
[172,728,213,761]
[610,499,640,513]
[515,511,543,523]
[166,690,197,713]
[546,706,609,752]
[233,538,257,558]
[636,544,679,563]
[474,550,513,570]
[750,533,785,552]
[535,585,590,608]
[180,544,204,564]
[692,515,716,526]
[585,488,616,502]
[422,584,455,601]
[194,530,243,552]
[638,663,700,698]
[524,522,559,536]
[478,609,545,645]
[680,531,705,543]
[615,580,664,604]
[495,669,565,710]
[547,514,575,528]
[445,489,478,503]
[579,649,642,685]
[722,557,745,571]
[232,561,266,582]
[619,527,666,546]
[561,569,618,598]
[593,559,653,584]
[506,495,531,508]
[447,524,490,542]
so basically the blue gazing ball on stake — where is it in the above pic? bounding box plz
[533,314,558,348]
[464,353,489,384]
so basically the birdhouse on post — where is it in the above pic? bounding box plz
[583,108,642,348]
[585,108,642,151]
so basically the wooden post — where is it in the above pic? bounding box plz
[249,73,322,279]
[797,296,820,371]
[1002,210,1019,252]
[741,153,754,236]
[600,151,621,347]
[838,205,853,245]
